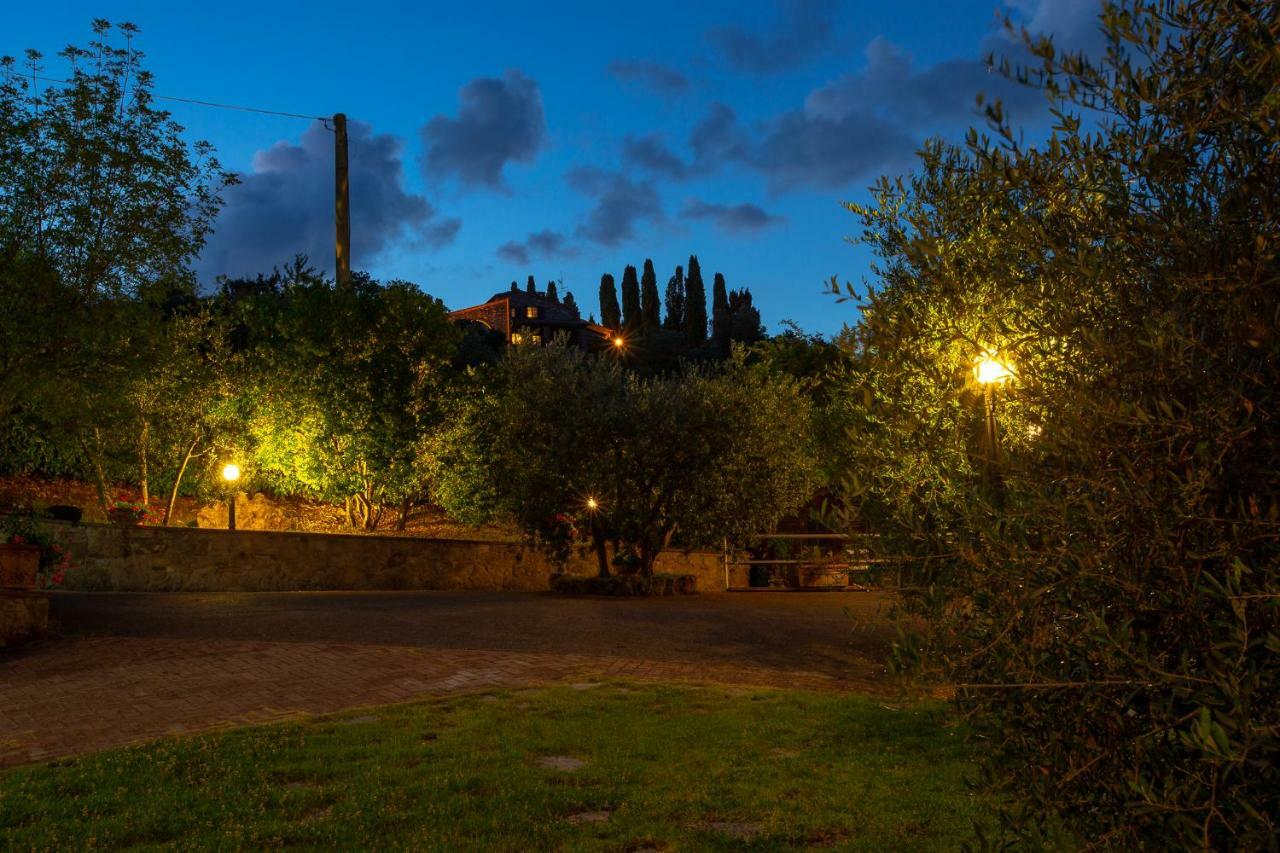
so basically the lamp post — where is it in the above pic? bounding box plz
[973,353,1013,499]
[221,463,241,531]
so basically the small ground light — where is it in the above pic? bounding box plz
[612,336,625,349]
[221,464,241,531]
[586,497,599,511]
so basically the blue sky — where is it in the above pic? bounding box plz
[5,0,1104,335]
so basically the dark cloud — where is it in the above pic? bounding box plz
[567,167,663,246]
[622,133,691,179]
[420,69,546,189]
[495,229,575,264]
[681,200,784,232]
[709,0,837,74]
[608,59,689,94]
[992,0,1108,58]
[622,103,747,181]
[748,108,918,191]
[198,120,453,282]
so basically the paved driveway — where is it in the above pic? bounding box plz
[0,591,897,766]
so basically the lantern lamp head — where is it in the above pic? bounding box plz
[221,463,241,483]
[974,353,1014,386]
[585,496,599,511]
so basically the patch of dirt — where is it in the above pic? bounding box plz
[537,755,587,771]
[0,474,518,540]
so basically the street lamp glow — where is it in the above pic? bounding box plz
[612,335,625,349]
[585,496,599,511]
[221,463,241,483]
[974,354,1014,386]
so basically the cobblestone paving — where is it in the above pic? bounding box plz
[0,591,894,767]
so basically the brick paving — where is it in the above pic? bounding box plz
[0,591,895,767]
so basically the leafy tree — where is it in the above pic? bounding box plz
[620,265,642,333]
[431,345,820,577]
[562,290,578,315]
[640,259,661,331]
[0,21,230,514]
[711,272,730,353]
[683,256,707,342]
[598,273,621,329]
[726,289,765,346]
[831,2,1280,846]
[663,265,684,330]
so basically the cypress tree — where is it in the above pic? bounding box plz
[683,255,707,342]
[547,280,559,301]
[727,288,764,344]
[663,265,685,330]
[620,264,642,333]
[640,259,661,331]
[599,274,621,329]
[526,275,537,294]
[563,291,578,315]
[712,272,730,354]
[510,281,519,292]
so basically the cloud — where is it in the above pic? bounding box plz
[567,167,663,246]
[198,120,454,282]
[420,69,546,189]
[709,0,837,74]
[608,59,689,95]
[622,133,691,179]
[681,200,784,232]
[496,229,576,264]
[622,103,748,181]
[994,0,1108,57]
[748,108,918,191]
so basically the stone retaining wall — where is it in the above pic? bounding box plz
[42,522,728,593]
[1,591,49,647]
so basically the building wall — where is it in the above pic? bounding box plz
[43,522,728,593]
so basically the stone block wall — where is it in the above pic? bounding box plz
[41,522,728,593]
[1,591,49,646]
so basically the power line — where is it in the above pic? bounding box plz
[5,72,328,123]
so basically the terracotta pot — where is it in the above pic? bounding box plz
[0,543,41,590]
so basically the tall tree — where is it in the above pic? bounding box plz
[510,281,519,292]
[663,265,685,331]
[711,272,730,353]
[726,289,764,345]
[598,274,621,329]
[546,280,558,301]
[683,255,707,342]
[620,265,642,333]
[640,259,661,331]
[526,275,536,294]
[562,291,577,315]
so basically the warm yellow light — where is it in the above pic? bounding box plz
[974,354,1014,385]
[585,496,599,511]
[221,463,241,482]
[612,336,625,349]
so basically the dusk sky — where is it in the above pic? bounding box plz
[7,0,1105,334]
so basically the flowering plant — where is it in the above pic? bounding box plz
[109,492,163,526]
[538,512,585,566]
[1,512,74,587]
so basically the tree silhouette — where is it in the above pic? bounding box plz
[620,264,642,333]
[598,274,621,329]
[663,265,685,331]
[684,255,707,342]
[640,259,661,331]
[712,272,730,353]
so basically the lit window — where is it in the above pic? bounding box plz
[525,306,539,319]
[530,334,542,345]
[511,332,525,345]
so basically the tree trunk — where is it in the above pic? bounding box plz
[81,428,112,521]
[163,433,201,526]
[138,419,150,506]
[396,498,411,532]
[591,518,610,578]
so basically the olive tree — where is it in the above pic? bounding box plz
[832,1,1280,846]
[430,344,820,577]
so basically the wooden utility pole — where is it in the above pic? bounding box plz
[333,112,351,285]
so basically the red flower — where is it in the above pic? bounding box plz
[10,534,25,545]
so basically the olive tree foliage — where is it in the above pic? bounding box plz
[228,267,460,530]
[831,2,1278,847]
[0,21,228,414]
[429,344,820,576]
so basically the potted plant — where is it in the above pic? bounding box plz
[108,493,158,527]
[0,513,73,589]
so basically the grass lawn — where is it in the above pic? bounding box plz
[0,682,987,850]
